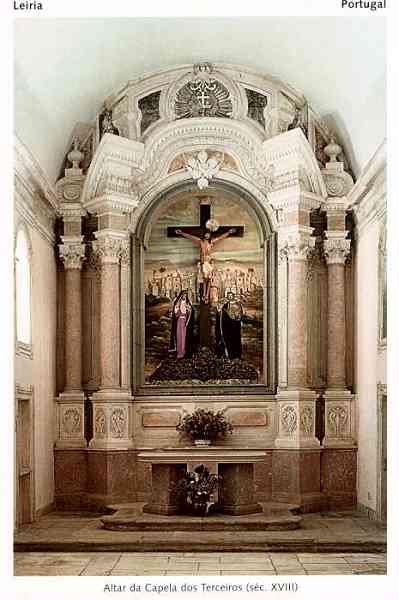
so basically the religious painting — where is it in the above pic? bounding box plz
[144,188,264,384]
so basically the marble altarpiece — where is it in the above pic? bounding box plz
[54,62,357,513]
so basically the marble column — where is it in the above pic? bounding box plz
[324,232,350,389]
[322,231,356,449]
[56,237,86,449]
[89,231,133,451]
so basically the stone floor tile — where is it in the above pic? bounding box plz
[297,555,347,564]
[220,570,276,576]
[197,571,222,576]
[303,564,354,573]
[343,555,386,563]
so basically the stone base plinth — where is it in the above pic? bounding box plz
[143,464,187,515]
[218,463,263,515]
[54,449,88,510]
[321,448,357,510]
[272,449,327,512]
[86,450,136,509]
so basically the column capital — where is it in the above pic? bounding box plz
[323,231,351,265]
[59,239,86,269]
[278,225,315,262]
[92,231,129,264]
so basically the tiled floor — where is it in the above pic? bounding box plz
[14,551,387,576]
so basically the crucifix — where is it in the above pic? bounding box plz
[168,197,244,348]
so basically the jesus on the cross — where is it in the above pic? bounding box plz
[175,227,236,304]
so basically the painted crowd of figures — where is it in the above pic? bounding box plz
[169,290,244,360]
[146,265,261,305]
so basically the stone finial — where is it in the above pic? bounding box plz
[321,136,354,197]
[67,138,84,170]
[324,137,342,163]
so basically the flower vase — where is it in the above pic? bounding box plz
[194,439,211,447]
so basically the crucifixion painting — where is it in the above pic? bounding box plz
[167,197,244,348]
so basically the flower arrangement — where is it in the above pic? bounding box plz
[176,408,233,442]
[173,465,220,516]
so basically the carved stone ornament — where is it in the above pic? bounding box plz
[323,235,351,265]
[62,408,81,435]
[281,405,298,435]
[92,236,127,264]
[327,405,348,435]
[110,408,126,438]
[300,406,314,435]
[279,228,316,262]
[175,63,233,119]
[322,137,354,197]
[185,150,221,189]
[59,242,86,269]
[67,138,84,170]
[95,408,107,438]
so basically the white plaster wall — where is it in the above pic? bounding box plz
[355,219,386,512]
[15,224,57,514]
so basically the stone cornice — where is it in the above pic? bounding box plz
[14,134,58,210]
[262,128,327,198]
[346,140,386,233]
[81,133,145,206]
[14,174,56,245]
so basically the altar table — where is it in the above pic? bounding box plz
[137,447,266,516]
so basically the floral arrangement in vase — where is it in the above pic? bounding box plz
[173,465,220,516]
[176,408,233,444]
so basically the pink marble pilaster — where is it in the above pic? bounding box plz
[287,259,308,387]
[100,262,121,389]
[64,268,83,390]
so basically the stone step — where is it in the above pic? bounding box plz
[100,502,301,532]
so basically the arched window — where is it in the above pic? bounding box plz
[15,228,32,353]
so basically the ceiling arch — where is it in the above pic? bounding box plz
[14,17,385,184]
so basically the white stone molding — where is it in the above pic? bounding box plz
[82,133,145,206]
[14,134,58,210]
[184,150,221,189]
[347,140,386,236]
[278,225,316,262]
[275,391,320,449]
[323,390,356,448]
[59,239,86,270]
[164,62,245,122]
[92,232,129,265]
[55,391,86,448]
[14,172,56,246]
[323,231,351,265]
[89,392,133,449]
[58,203,87,221]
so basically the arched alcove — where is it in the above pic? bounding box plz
[132,179,277,394]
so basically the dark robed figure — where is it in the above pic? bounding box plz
[216,292,243,359]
